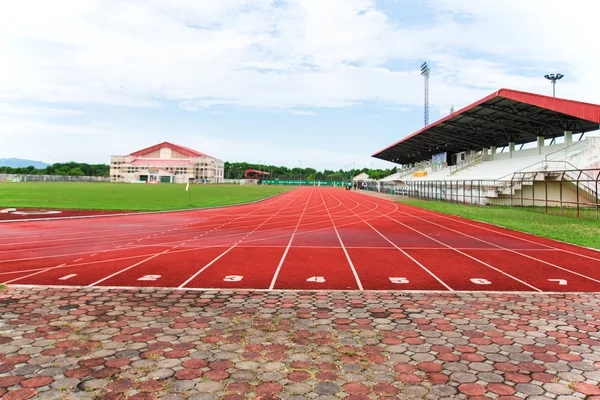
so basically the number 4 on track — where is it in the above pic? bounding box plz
[306,276,325,283]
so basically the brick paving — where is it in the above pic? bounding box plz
[1,286,600,399]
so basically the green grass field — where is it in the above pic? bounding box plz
[0,182,292,211]
[402,199,600,250]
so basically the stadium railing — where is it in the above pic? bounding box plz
[401,168,600,219]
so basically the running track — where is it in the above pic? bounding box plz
[1,187,600,292]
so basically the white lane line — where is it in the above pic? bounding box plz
[269,188,314,290]
[319,189,363,291]
[326,189,452,291]
[387,214,542,291]
[177,191,300,289]
[1,265,62,285]
[352,192,542,291]
[73,258,83,262]
[87,250,171,287]
[177,247,237,289]
[59,274,77,280]
[0,193,381,267]
[401,205,600,261]
[390,208,600,286]
[178,191,306,289]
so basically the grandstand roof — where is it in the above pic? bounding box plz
[130,142,214,159]
[244,169,269,175]
[372,89,600,165]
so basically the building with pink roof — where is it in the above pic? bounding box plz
[110,142,224,184]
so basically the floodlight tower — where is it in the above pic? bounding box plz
[421,62,431,126]
[544,73,564,97]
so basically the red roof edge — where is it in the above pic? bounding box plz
[372,88,600,158]
[130,142,216,159]
[498,89,600,124]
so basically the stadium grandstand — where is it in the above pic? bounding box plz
[373,89,600,212]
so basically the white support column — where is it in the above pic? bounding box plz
[482,148,489,161]
[509,142,515,159]
[537,136,545,155]
[564,130,573,146]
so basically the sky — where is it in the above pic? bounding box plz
[1,0,599,170]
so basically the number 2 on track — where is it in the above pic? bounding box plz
[389,277,409,284]
[306,276,326,283]
[548,279,567,286]
[138,275,161,281]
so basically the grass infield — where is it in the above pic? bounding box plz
[402,200,600,250]
[0,182,292,211]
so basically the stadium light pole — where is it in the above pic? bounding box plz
[544,73,564,97]
[421,62,431,126]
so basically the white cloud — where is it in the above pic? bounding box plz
[289,109,315,116]
[0,0,598,168]
[1,0,598,111]
[0,104,84,117]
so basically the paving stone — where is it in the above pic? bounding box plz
[2,286,600,400]
[195,381,223,393]
[515,383,545,395]
[431,384,457,397]
[543,382,573,395]
[286,383,313,394]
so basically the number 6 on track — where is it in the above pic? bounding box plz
[306,276,325,283]
[389,277,409,284]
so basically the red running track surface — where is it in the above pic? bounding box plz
[1,187,600,292]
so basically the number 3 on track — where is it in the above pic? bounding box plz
[307,276,326,283]
[223,275,243,282]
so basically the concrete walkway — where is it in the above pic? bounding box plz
[1,286,600,399]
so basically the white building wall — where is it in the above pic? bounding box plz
[110,146,225,183]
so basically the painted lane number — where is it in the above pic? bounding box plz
[138,275,161,281]
[389,277,409,284]
[223,275,243,282]
[548,279,567,286]
[307,276,326,283]
[470,278,492,285]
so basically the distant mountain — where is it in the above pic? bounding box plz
[0,158,49,168]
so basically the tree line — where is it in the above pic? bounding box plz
[1,163,110,177]
[224,162,397,181]
[2,161,396,180]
